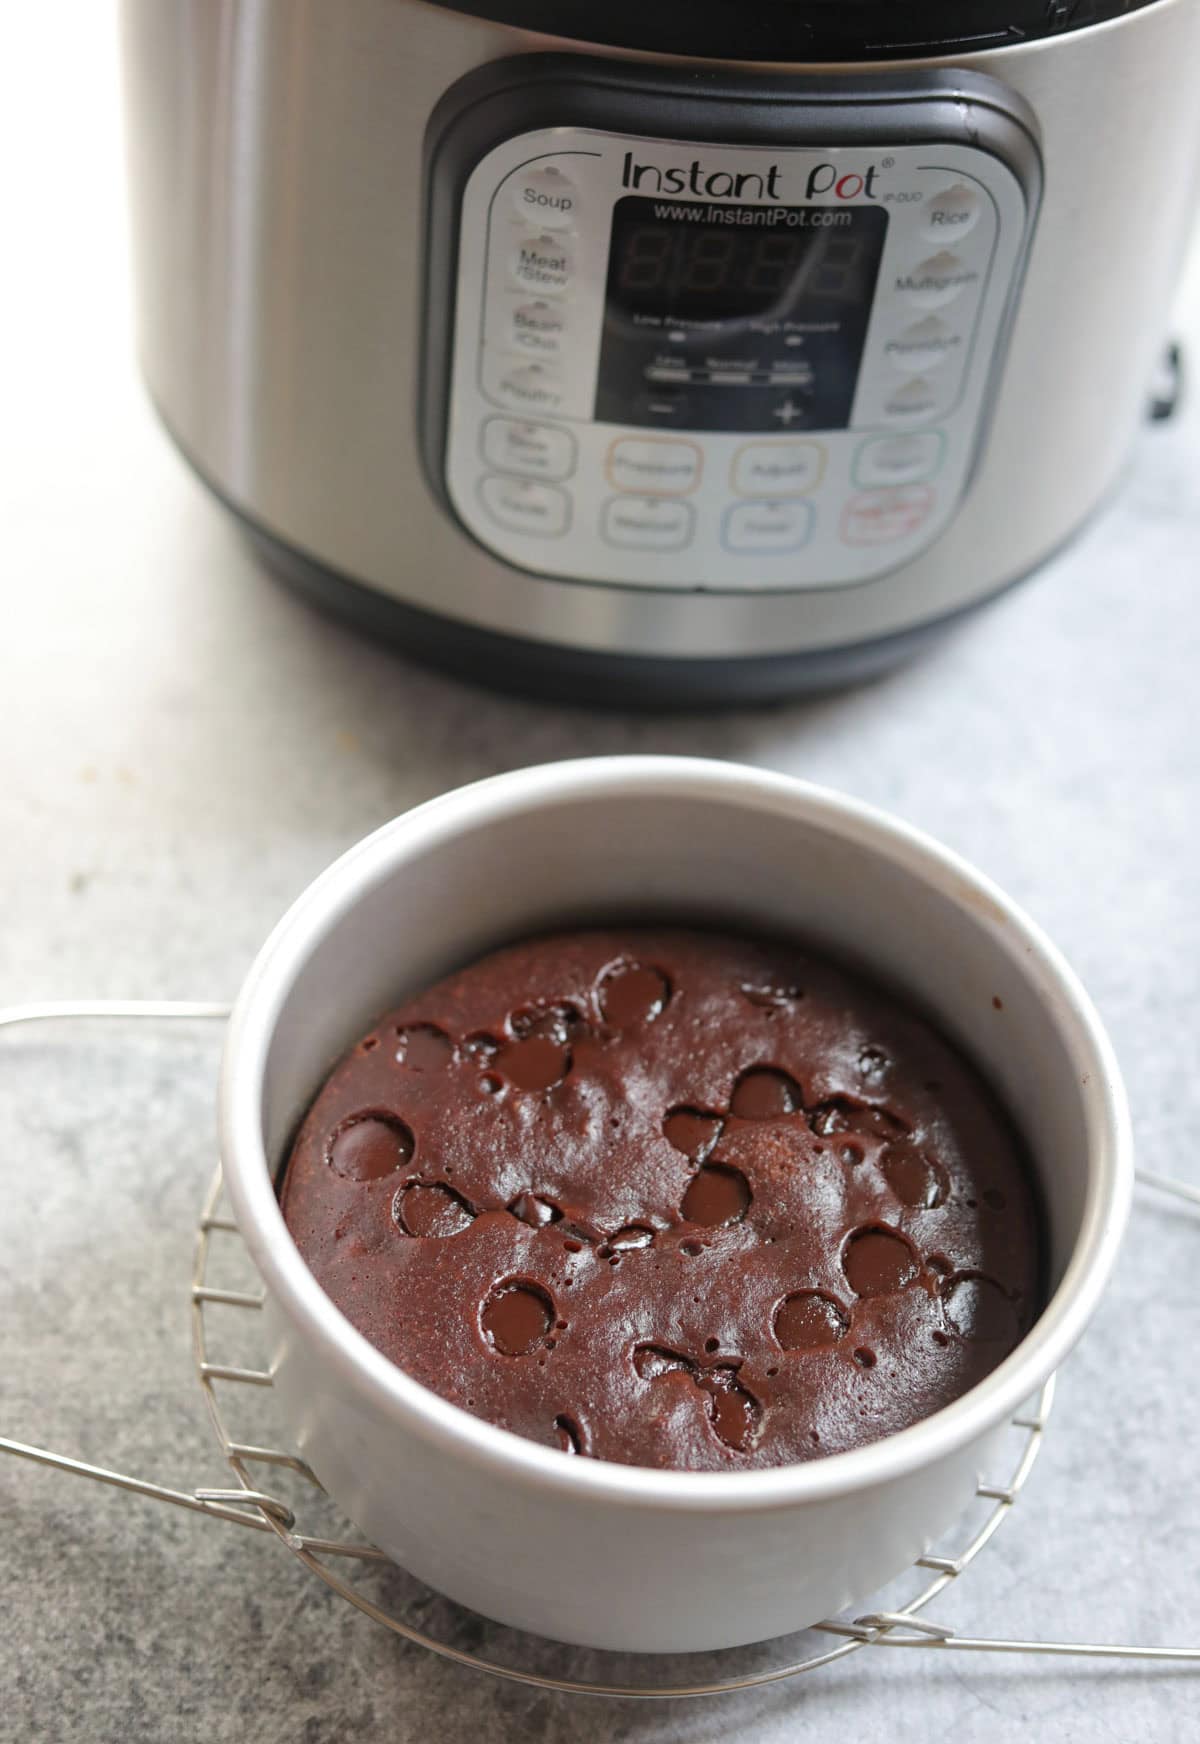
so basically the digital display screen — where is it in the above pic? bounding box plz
[595,197,888,433]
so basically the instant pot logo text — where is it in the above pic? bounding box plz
[620,152,881,202]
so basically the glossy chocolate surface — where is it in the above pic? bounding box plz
[280,930,1041,1470]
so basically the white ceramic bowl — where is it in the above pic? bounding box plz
[219,757,1131,1654]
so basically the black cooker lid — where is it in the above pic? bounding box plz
[433,0,1163,61]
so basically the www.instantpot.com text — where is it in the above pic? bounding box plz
[650,201,854,227]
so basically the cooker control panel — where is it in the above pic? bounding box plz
[429,75,1039,593]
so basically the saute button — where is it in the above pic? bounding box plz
[510,299,568,356]
[921,183,981,243]
[481,417,577,481]
[841,486,934,546]
[722,499,814,555]
[601,496,694,551]
[479,474,571,537]
[606,437,702,495]
[731,441,825,498]
[883,315,961,375]
[853,432,945,488]
[895,251,979,311]
[510,233,573,294]
[510,165,578,230]
[495,363,566,412]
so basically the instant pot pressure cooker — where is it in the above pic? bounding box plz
[121,0,1200,705]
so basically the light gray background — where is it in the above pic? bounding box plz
[2,10,1198,1741]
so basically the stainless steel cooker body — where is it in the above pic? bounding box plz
[121,0,1200,703]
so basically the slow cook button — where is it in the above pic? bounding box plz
[841,485,935,547]
[510,299,568,355]
[494,362,566,412]
[510,233,573,294]
[606,437,702,496]
[601,496,694,551]
[722,499,814,555]
[479,473,571,538]
[510,165,578,230]
[854,432,945,488]
[480,417,577,481]
[921,183,981,244]
[895,251,979,311]
[883,315,961,375]
[731,440,825,498]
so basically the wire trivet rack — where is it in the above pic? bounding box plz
[3,1000,1200,1700]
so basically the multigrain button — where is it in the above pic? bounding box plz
[606,437,702,496]
[731,441,825,498]
[854,432,945,488]
[495,362,566,413]
[722,500,814,555]
[479,473,571,537]
[922,183,981,243]
[841,486,934,546]
[883,316,962,374]
[510,300,568,356]
[481,418,576,481]
[601,495,694,551]
[510,234,573,294]
[510,165,578,230]
[895,251,979,311]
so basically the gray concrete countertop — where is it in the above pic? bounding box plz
[2,12,1198,1742]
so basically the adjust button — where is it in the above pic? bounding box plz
[921,183,981,244]
[481,417,576,481]
[895,251,979,311]
[854,432,945,488]
[601,496,694,551]
[722,500,814,555]
[510,164,578,230]
[606,437,702,496]
[479,473,571,538]
[731,441,825,498]
[510,234,573,295]
[510,300,568,356]
[883,316,962,375]
[841,486,934,547]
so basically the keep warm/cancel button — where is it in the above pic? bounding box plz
[606,437,702,496]
[841,485,934,546]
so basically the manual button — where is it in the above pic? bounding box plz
[479,473,571,538]
[601,496,694,551]
[606,437,702,496]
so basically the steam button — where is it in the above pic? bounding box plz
[510,165,578,231]
[510,234,573,294]
[921,184,981,243]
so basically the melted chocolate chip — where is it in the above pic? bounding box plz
[610,1223,655,1251]
[680,1163,751,1227]
[496,1034,570,1091]
[697,1367,761,1452]
[943,1273,1017,1342]
[507,1192,563,1229]
[663,1107,723,1161]
[730,1067,802,1119]
[774,1290,849,1350]
[880,1142,948,1209]
[328,1115,414,1181]
[843,1226,918,1297]
[394,1181,475,1238]
[481,1281,555,1356]
[598,963,670,1028]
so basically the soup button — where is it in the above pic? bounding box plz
[510,165,578,230]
